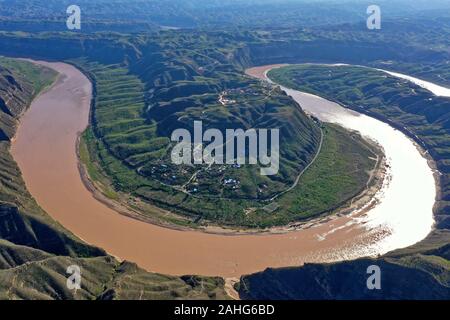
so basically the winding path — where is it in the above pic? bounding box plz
[268,126,324,202]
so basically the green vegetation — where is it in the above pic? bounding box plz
[0,59,228,300]
[0,250,227,300]
[0,57,56,140]
[79,128,119,201]
[0,57,56,95]
[275,124,377,223]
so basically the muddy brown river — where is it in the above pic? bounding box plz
[10,60,437,278]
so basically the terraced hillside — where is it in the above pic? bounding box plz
[0,57,228,300]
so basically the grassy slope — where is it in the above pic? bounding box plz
[239,65,450,299]
[0,57,228,300]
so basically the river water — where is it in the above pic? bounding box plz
[10,60,443,277]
